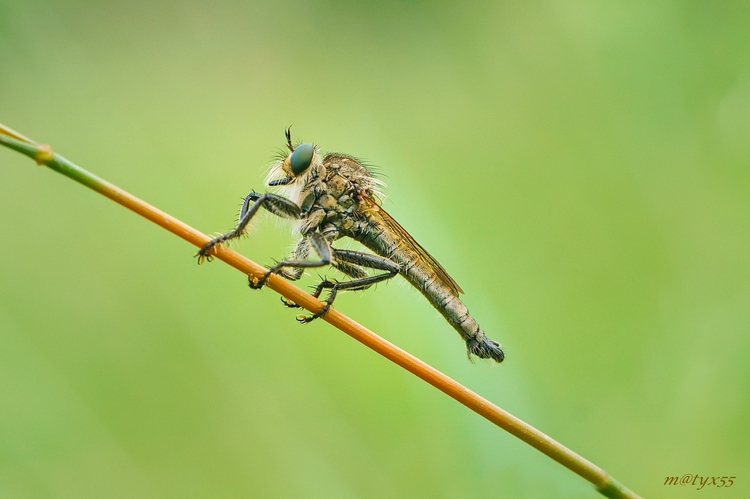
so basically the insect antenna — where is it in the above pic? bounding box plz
[285,126,294,152]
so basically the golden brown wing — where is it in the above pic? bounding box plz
[361,193,464,296]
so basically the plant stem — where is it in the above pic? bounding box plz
[0,125,642,499]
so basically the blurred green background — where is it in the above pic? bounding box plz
[1,1,749,498]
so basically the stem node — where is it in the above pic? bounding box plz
[35,143,55,165]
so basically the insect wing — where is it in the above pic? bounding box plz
[361,193,464,296]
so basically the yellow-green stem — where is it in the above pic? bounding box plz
[0,125,642,499]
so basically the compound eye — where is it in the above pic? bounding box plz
[290,143,314,176]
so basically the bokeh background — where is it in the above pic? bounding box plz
[2,1,749,498]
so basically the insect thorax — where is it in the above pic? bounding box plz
[294,154,382,239]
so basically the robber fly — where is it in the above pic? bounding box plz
[197,129,504,362]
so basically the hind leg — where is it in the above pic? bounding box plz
[294,249,401,323]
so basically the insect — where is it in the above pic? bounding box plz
[197,129,504,362]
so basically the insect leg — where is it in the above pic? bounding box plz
[281,255,368,309]
[277,237,312,282]
[196,192,302,263]
[249,232,332,290]
[332,260,369,280]
[278,237,313,308]
[296,249,400,323]
[333,249,401,276]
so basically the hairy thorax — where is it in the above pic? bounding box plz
[294,153,382,242]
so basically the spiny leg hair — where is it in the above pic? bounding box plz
[249,232,332,290]
[196,192,302,263]
[296,249,400,323]
[281,254,369,309]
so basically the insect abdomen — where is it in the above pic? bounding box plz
[358,230,504,363]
